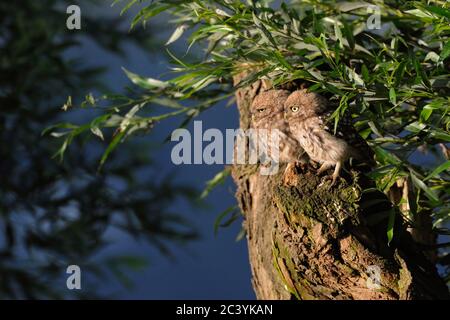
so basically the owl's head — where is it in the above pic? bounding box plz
[284,89,328,122]
[250,90,290,128]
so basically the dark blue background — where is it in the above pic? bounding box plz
[64,3,254,299]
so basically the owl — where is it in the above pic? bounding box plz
[284,89,375,185]
[250,89,307,167]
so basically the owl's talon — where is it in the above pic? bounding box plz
[330,162,342,187]
[330,175,338,187]
[295,161,308,173]
[319,173,339,187]
[316,163,332,176]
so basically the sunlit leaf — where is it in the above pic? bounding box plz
[166,24,189,46]
[122,67,169,89]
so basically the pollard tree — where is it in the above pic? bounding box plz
[52,0,450,299]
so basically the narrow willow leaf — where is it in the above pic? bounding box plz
[410,171,439,203]
[42,122,78,136]
[120,103,145,132]
[336,1,370,12]
[50,131,70,138]
[430,129,450,142]
[200,167,231,199]
[334,22,344,49]
[214,206,237,235]
[405,121,426,133]
[130,3,171,29]
[91,127,104,141]
[440,41,450,60]
[373,146,402,165]
[413,57,431,88]
[424,51,440,63]
[258,24,278,47]
[122,68,169,89]
[99,129,127,170]
[420,105,434,122]
[424,161,450,181]
[235,227,246,242]
[425,5,450,19]
[215,8,231,17]
[389,88,396,105]
[119,0,138,15]
[166,24,188,46]
[405,9,435,19]
[62,96,72,111]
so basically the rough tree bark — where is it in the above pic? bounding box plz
[231,75,450,300]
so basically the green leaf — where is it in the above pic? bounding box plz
[336,1,370,12]
[214,206,238,236]
[130,3,171,29]
[272,51,292,70]
[405,9,435,19]
[122,67,169,89]
[99,129,127,170]
[424,51,440,63]
[373,146,402,165]
[253,12,277,47]
[42,122,78,136]
[90,127,104,141]
[334,22,344,49]
[200,167,231,199]
[62,96,72,111]
[166,24,188,46]
[387,209,396,246]
[425,5,450,19]
[412,57,431,88]
[420,105,434,122]
[389,88,396,105]
[235,227,246,242]
[404,121,426,133]
[118,0,138,16]
[424,161,450,181]
[440,41,450,60]
[410,171,439,203]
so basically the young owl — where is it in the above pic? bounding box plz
[250,89,306,166]
[284,89,374,185]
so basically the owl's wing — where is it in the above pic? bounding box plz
[278,130,306,163]
[252,128,304,164]
[319,110,375,166]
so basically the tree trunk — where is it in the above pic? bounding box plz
[231,76,450,300]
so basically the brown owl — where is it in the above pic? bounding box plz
[250,89,307,167]
[284,89,375,185]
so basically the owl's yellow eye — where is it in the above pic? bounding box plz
[257,108,265,113]
[291,106,299,113]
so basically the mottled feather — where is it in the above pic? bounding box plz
[250,90,306,164]
[284,89,374,184]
